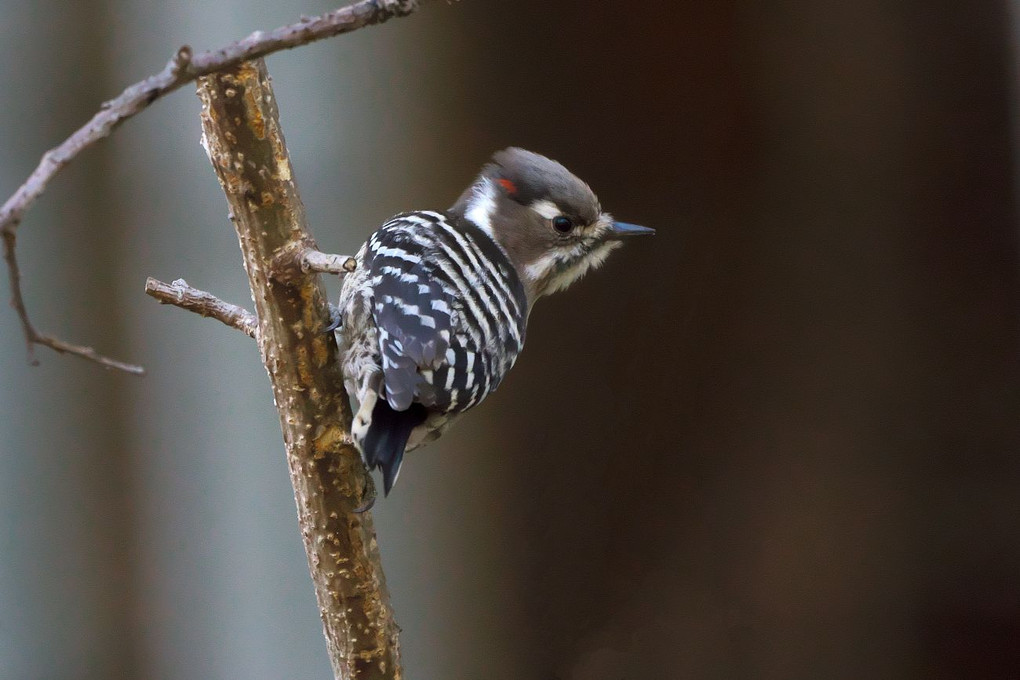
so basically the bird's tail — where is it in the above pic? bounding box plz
[361,398,428,496]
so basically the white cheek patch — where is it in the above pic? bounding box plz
[465,178,497,237]
[585,239,623,270]
[524,251,560,282]
[529,199,560,220]
[542,241,622,295]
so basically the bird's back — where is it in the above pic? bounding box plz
[337,209,528,492]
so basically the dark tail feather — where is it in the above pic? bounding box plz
[362,399,427,496]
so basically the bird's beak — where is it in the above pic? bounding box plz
[610,221,656,238]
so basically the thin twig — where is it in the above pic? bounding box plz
[144,277,258,338]
[301,249,357,275]
[2,230,145,374]
[2,230,37,365]
[0,0,427,372]
[30,334,145,375]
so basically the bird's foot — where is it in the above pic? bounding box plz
[352,473,377,513]
[325,303,342,333]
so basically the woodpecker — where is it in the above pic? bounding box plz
[335,148,653,496]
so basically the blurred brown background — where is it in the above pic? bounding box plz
[1,1,1018,678]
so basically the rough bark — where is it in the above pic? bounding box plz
[196,59,400,680]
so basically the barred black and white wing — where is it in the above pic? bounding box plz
[342,210,528,494]
[366,223,454,412]
[365,210,528,416]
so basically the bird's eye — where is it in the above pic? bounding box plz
[552,216,574,233]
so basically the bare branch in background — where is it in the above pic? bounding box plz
[144,277,258,338]
[1,230,145,374]
[194,60,399,679]
[0,0,426,373]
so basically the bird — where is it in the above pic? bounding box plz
[334,147,654,497]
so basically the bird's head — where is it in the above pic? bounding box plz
[451,148,654,304]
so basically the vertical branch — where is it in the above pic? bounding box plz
[196,60,400,680]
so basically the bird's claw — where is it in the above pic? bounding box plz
[352,473,377,513]
[325,303,342,333]
[352,496,375,513]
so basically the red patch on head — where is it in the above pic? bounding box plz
[497,178,518,194]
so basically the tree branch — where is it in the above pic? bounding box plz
[301,249,358,276]
[144,277,258,338]
[1,0,429,372]
[271,247,357,287]
[196,60,398,680]
[2,230,145,374]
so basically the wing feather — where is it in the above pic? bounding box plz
[365,212,526,415]
[367,224,454,411]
